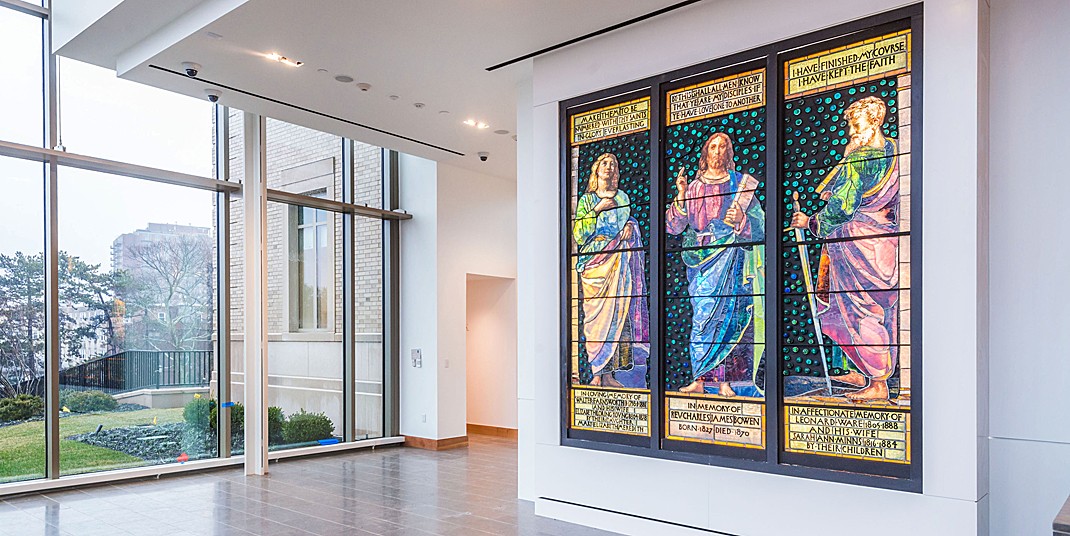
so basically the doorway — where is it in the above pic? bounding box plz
[465,274,517,438]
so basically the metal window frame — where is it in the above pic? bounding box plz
[43,5,59,478]
[383,149,401,438]
[266,189,411,220]
[294,203,331,331]
[341,139,356,442]
[214,104,233,459]
[0,0,47,17]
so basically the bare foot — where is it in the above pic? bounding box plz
[602,373,624,388]
[833,371,866,387]
[679,379,704,393]
[718,382,736,398]
[846,380,889,401]
[589,375,602,386]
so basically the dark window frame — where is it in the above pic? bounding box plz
[558,4,923,492]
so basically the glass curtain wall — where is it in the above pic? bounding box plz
[0,158,46,483]
[352,143,385,440]
[0,0,225,484]
[0,7,43,146]
[58,58,213,176]
[226,118,388,452]
[263,119,345,451]
[57,170,218,475]
[0,0,392,490]
[0,5,46,484]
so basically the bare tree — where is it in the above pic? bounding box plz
[122,235,213,352]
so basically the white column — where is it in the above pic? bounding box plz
[243,112,268,475]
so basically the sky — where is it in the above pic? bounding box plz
[0,6,215,267]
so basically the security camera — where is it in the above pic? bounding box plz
[204,89,221,103]
[478,151,489,162]
[356,82,371,92]
[182,62,201,77]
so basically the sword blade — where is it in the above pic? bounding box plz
[792,213,833,395]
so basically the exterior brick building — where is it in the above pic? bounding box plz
[216,112,385,438]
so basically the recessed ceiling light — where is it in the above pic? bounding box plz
[389,95,400,101]
[265,52,303,67]
[477,122,490,129]
[439,110,450,115]
[334,75,354,83]
[463,119,477,126]
[494,129,509,135]
[205,31,223,40]
[317,68,328,73]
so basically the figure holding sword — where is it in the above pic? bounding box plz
[788,96,902,402]
[667,132,765,397]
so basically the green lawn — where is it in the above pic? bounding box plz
[0,407,185,483]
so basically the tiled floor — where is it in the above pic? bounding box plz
[0,435,620,536]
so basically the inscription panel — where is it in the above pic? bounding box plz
[572,388,651,436]
[785,405,909,463]
[666,396,764,448]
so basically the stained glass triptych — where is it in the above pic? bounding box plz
[564,23,916,480]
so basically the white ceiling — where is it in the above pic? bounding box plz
[56,0,686,179]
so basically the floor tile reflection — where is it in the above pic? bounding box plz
[0,435,621,536]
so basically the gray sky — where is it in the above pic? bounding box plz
[1,6,214,267]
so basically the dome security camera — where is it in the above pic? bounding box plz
[204,89,221,103]
[182,62,201,77]
[478,152,489,162]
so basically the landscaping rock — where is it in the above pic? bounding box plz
[69,423,215,462]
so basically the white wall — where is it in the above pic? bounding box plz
[399,154,439,439]
[399,157,517,441]
[466,275,518,429]
[516,76,537,500]
[519,0,990,534]
[436,163,518,439]
[988,0,1070,533]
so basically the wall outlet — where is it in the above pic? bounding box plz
[411,348,422,368]
[421,414,427,423]
[444,358,450,369]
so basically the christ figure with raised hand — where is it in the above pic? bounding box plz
[666,132,765,397]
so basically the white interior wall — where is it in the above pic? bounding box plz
[466,275,518,430]
[988,0,1070,533]
[516,76,537,500]
[436,163,518,440]
[399,157,517,441]
[519,0,990,534]
[399,153,439,439]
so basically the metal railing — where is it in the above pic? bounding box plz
[37,350,213,394]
